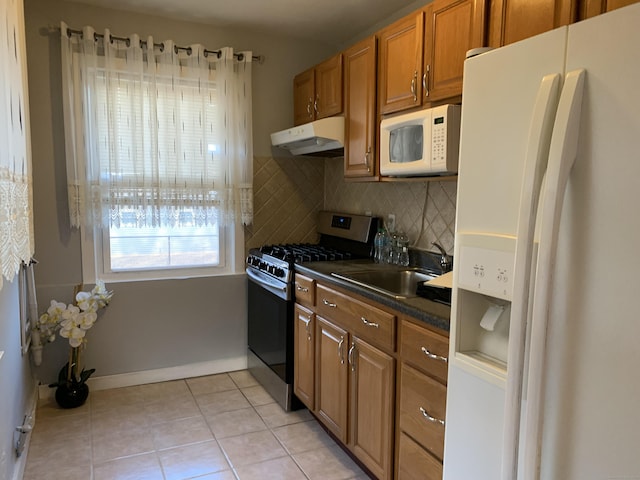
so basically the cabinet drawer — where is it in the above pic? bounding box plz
[397,432,443,480]
[399,363,446,461]
[317,284,395,351]
[400,319,448,383]
[294,274,315,307]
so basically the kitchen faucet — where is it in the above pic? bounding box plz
[432,242,452,273]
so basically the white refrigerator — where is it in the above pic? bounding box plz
[443,4,640,480]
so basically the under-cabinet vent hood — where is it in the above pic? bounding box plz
[270,117,344,156]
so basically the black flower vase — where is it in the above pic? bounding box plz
[55,382,89,409]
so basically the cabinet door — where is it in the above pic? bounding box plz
[425,0,486,101]
[315,54,343,119]
[344,36,377,178]
[580,0,638,18]
[316,316,349,443]
[349,337,395,480]
[378,12,425,114]
[488,0,575,46]
[293,68,314,126]
[294,304,315,410]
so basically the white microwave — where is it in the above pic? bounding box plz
[380,104,461,177]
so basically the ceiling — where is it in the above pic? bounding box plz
[65,0,424,47]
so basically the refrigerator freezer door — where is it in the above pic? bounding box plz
[521,68,586,480]
[444,27,568,480]
[536,4,640,479]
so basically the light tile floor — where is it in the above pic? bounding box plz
[23,370,369,480]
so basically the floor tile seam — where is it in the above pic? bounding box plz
[224,449,292,471]
[91,448,161,469]
[287,450,314,480]
[153,436,218,453]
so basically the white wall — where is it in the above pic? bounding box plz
[0,279,36,480]
[23,0,335,386]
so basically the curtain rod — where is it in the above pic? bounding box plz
[63,26,265,64]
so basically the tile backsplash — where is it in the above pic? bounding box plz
[246,156,457,255]
[323,158,456,254]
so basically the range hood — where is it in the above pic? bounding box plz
[270,116,344,156]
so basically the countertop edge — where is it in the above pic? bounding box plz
[294,261,451,333]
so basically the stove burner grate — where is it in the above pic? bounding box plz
[259,244,353,263]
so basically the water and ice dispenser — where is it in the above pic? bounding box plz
[451,233,516,383]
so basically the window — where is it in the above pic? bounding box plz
[60,26,253,283]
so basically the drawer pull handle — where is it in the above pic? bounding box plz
[323,299,337,308]
[338,336,345,364]
[420,407,445,426]
[296,285,309,293]
[421,347,448,364]
[361,317,379,328]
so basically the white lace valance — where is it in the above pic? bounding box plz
[60,24,254,229]
[0,0,35,288]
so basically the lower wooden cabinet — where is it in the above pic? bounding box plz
[316,316,349,443]
[350,336,395,479]
[397,432,443,480]
[294,304,315,410]
[293,277,449,480]
[395,318,449,479]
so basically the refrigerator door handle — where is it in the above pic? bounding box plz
[501,73,562,480]
[521,69,586,480]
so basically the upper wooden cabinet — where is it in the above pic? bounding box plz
[293,53,343,126]
[344,36,378,179]
[378,12,425,114]
[488,0,576,46]
[425,0,486,102]
[378,0,486,114]
[580,0,638,18]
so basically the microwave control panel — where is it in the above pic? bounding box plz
[430,104,461,172]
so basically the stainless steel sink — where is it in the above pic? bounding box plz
[331,268,436,299]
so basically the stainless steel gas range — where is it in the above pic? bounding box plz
[246,211,378,411]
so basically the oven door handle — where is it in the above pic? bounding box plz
[246,268,290,300]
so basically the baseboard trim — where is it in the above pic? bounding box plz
[38,356,248,400]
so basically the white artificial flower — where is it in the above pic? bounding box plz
[76,291,98,312]
[46,300,67,322]
[78,311,97,330]
[37,282,113,348]
[60,325,86,348]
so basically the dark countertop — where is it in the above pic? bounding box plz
[295,259,451,333]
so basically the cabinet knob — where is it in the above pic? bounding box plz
[314,94,319,115]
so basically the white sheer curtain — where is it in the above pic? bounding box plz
[60,23,253,230]
[0,0,34,288]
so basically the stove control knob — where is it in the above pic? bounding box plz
[275,268,286,278]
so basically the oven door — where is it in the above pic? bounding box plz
[246,272,294,384]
